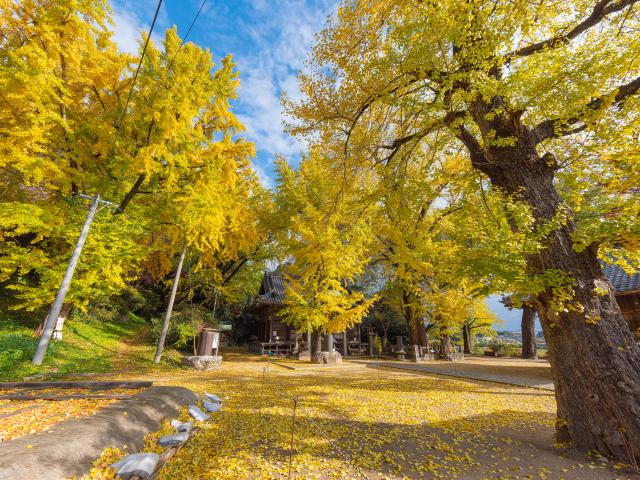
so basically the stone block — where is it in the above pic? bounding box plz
[311,351,342,364]
[181,355,222,370]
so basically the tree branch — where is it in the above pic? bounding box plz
[223,257,248,285]
[115,173,146,214]
[533,75,640,143]
[506,0,639,61]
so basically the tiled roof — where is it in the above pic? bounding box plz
[501,261,640,309]
[254,271,286,306]
[601,262,640,294]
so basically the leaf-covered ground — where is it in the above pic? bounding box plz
[0,387,141,442]
[84,353,638,480]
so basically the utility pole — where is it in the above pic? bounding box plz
[33,194,115,365]
[154,241,187,364]
[211,287,219,323]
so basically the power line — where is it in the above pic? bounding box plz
[168,0,208,70]
[109,0,208,213]
[108,0,164,159]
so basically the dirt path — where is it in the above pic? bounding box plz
[356,356,555,390]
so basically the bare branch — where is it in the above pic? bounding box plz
[534,75,640,143]
[506,0,639,61]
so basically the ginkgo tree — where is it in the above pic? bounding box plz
[0,0,144,311]
[273,150,378,340]
[286,0,640,462]
[372,145,474,352]
[0,1,268,362]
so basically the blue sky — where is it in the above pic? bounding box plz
[110,0,536,332]
[110,0,336,187]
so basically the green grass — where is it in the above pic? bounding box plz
[0,311,148,381]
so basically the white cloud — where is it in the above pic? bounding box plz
[110,0,170,54]
[236,63,305,159]
[111,9,141,54]
[218,1,338,168]
[110,0,339,183]
[253,163,275,189]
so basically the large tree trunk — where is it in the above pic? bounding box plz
[312,329,322,354]
[403,291,419,347]
[440,333,452,360]
[521,305,537,360]
[470,111,640,463]
[418,316,428,346]
[462,324,472,355]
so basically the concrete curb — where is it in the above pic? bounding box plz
[0,386,198,480]
[354,361,555,392]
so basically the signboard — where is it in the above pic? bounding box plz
[210,331,220,350]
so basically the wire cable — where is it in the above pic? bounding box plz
[108,0,164,159]
[167,0,208,70]
[110,0,208,212]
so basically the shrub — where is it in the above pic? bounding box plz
[150,304,212,352]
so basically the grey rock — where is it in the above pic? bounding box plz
[110,452,159,479]
[203,400,222,413]
[181,355,222,370]
[170,419,193,432]
[188,405,210,421]
[311,351,342,364]
[204,391,222,403]
[158,431,189,447]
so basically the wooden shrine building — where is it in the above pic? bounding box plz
[246,271,297,355]
[246,271,367,356]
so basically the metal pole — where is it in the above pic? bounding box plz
[154,241,187,364]
[32,194,101,365]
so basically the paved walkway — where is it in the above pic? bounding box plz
[352,356,555,390]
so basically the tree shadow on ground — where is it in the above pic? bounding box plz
[165,407,638,480]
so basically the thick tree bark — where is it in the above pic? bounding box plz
[403,291,419,347]
[440,333,452,360]
[521,305,537,360]
[418,316,428,346]
[312,329,322,354]
[466,107,640,464]
[404,290,427,360]
[462,324,472,355]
